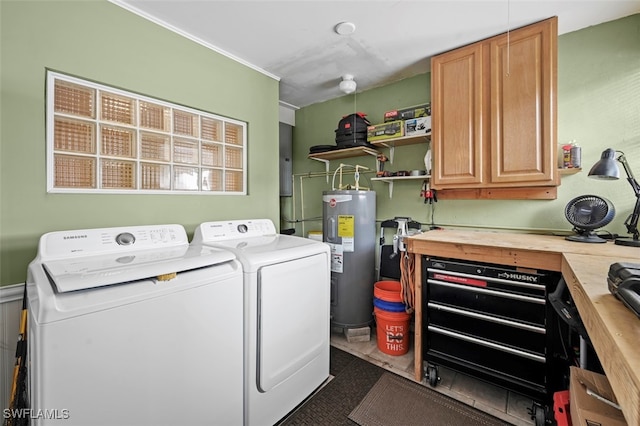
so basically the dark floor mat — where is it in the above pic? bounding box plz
[348,372,512,426]
[330,345,359,377]
[278,347,384,426]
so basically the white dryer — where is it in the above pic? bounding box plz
[192,219,331,426]
[27,224,244,426]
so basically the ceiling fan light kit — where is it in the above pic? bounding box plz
[339,74,357,94]
[589,148,640,247]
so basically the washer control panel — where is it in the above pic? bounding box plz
[39,224,187,259]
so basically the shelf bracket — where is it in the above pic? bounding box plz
[370,178,395,198]
[374,142,394,163]
[308,157,330,182]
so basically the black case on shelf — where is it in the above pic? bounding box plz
[335,112,371,148]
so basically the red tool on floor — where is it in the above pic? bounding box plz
[553,390,571,426]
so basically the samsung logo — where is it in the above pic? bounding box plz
[498,272,538,283]
[63,235,88,240]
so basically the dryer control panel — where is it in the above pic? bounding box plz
[194,219,276,242]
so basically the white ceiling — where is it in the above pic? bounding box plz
[112,0,640,109]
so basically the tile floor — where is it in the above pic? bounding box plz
[330,329,538,426]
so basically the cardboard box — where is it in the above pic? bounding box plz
[404,116,432,136]
[569,366,627,426]
[384,103,431,122]
[367,120,404,142]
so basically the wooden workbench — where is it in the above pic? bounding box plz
[406,229,640,426]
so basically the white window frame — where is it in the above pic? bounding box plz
[46,71,247,195]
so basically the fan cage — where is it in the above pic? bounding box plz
[565,195,615,231]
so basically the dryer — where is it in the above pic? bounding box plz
[27,224,244,426]
[191,219,331,426]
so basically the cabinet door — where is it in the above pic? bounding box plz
[431,17,558,194]
[431,43,484,187]
[490,18,557,185]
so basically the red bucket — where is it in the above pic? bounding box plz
[373,280,403,303]
[374,307,411,356]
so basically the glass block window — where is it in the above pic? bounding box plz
[47,71,247,194]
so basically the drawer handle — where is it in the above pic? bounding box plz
[428,279,546,305]
[427,268,546,291]
[428,302,546,333]
[428,325,546,363]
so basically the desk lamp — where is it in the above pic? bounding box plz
[588,148,640,247]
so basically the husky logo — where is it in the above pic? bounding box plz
[498,272,539,283]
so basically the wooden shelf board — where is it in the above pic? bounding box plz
[371,175,430,183]
[559,167,582,175]
[307,146,380,161]
[370,133,431,148]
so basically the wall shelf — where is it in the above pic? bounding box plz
[307,145,380,161]
[559,167,582,175]
[308,146,381,181]
[305,135,430,182]
[370,133,431,162]
[371,174,431,198]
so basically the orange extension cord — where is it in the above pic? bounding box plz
[399,253,415,313]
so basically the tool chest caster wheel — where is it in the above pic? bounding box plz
[529,402,551,426]
[426,365,440,387]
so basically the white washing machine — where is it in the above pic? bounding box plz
[191,219,331,426]
[27,224,244,426]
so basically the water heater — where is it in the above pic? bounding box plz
[322,190,376,330]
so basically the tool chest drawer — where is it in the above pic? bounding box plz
[428,325,547,391]
[428,279,546,325]
[423,256,568,403]
[427,303,547,353]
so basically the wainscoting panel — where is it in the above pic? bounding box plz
[1,283,26,413]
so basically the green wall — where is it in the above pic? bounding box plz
[0,1,280,286]
[287,14,640,242]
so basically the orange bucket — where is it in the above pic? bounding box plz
[374,307,411,356]
[373,280,403,303]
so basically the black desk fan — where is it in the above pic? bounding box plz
[564,195,615,243]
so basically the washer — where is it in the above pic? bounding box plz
[191,219,331,426]
[27,224,244,426]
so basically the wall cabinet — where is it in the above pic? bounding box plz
[430,17,558,199]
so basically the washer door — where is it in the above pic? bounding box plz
[257,253,330,392]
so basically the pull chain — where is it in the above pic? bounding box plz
[354,92,357,115]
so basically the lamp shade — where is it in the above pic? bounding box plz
[588,148,620,180]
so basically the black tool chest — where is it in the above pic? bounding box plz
[423,257,572,412]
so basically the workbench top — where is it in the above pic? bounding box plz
[407,229,640,425]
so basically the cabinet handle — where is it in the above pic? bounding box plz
[428,279,546,305]
[428,325,546,363]
[427,302,546,334]
[427,268,546,292]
